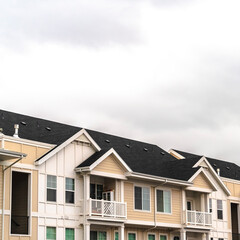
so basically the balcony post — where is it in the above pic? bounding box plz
[118,225,125,240]
[102,199,104,217]
[180,229,186,240]
[83,174,90,217]
[205,233,210,240]
[84,223,90,240]
[182,189,186,224]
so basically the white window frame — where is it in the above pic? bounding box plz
[133,185,151,212]
[156,188,172,214]
[46,175,57,202]
[148,233,156,240]
[217,200,223,220]
[128,231,137,240]
[46,226,57,240]
[65,178,75,204]
[159,234,168,240]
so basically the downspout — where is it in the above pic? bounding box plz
[1,155,24,240]
[144,179,168,239]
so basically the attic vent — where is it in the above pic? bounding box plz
[45,127,51,131]
[125,144,130,148]
[143,148,148,152]
[105,139,110,143]
[213,164,217,167]
[161,152,165,155]
[226,166,230,170]
[20,121,27,126]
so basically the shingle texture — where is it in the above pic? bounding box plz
[2,109,236,182]
[173,149,240,181]
[0,109,81,145]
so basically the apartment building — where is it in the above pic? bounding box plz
[0,109,239,240]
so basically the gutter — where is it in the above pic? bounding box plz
[1,153,26,240]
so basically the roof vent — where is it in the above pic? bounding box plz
[217,168,220,176]
[45,127,51,131]
[105,139,110,143]
[161,152,165,155]
[20,121,27,126]
[125,144,130,148]
[13,124,19,138]
[144,148,148,152]
[213,163,217,167]
[226,166,230,170]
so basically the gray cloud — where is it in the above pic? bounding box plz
[0,0,142,48]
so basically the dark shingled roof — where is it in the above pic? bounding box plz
[0,109,81,145]
[0,109,205,181]
[173,149,240,181]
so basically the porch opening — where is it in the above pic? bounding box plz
[11,171,30,235]
[231,203,239,240]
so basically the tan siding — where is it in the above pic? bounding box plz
[224,181,240,198]
[193,172,213,189]
[21,145,37,165]
[37,147,49,159]
[5,168,11,210]
[32,170,38,212]
[94,154,125,175]
[124,182,182,224]
[4,142,22,153]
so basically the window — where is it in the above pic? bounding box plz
[156,189,171,213]
[47,175,57,202]
[66,228,74,240]
[217,200,223,219]
[128,233,136,240]
[187,200,193,211]
[209,198,212,213]
[90,231,107,240]
[90,183,103,199]
[66,178,75,204]
[148,234,155,240]
[115,232,119,240]
[134,186,150,211]
[160,235,167,240]
[46,227,56,240]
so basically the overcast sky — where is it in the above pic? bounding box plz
[1,0,240,164]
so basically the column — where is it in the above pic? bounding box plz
[201,194,205,212]
[205,233,210,240]
[180,229,186,240]
[83,174,90,216]
[118,225,125,240]
[182,189,186,224]
[84,223,90,240]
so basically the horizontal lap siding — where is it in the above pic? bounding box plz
[124,182,182,224]
[94,155,125,175]
[193,173,213,189]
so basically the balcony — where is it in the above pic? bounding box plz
[186,210,212,227]
[88,199,127,220]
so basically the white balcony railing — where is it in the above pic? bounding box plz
[186,210,212,227]
[88,199,127,219]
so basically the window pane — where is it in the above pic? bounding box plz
[66,228,74,240]
[218,210,223,219]
[66,191,74,204]
[142,187,150,211]
[47,175,56,189]
[148,234,155,240]
[164,191,171,213]
[47,189,56,202]
[128,233,136,240]
[135,187,142,210]
[97,185,103,200]
[66,178,75,191]
[90,231,97,240]
[47,227,56,240]
[90,184,96,199]
[209,199,212,213]
[160,235,167,240]
[115,232,119,240]
[217,200,223,210]
[157,190,163,212]
[98,231,106,240]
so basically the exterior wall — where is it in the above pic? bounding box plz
[0,139,52,240]
[38,141,96,239]
[94,154,126,175]
[193,172,213,190]
[204,169,230,240]
[124,181,182,225]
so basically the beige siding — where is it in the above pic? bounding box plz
[94,154,125,175]
[124,182,182,224]
[32,170,38,212]
[193,172,213,189]
[224,181,240,198]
